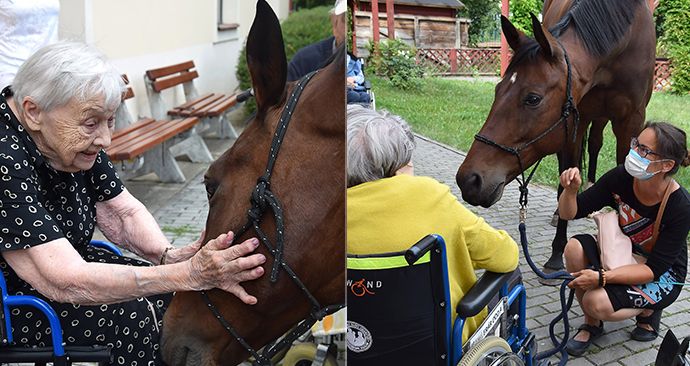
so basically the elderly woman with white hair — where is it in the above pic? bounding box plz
[346,104,519,349]
[0,42,266,365]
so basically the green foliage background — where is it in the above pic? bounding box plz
[509,0,543,36]
[459,0,500,45]
[236,6,332,114]
[366,39,422,90]
[657,0,690,94]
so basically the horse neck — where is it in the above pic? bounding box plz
[557,30,601,104]
[543,0,573,28]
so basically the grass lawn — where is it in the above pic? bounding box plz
[370,76,690,189]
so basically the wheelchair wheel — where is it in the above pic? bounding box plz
[459,336,524,366]
[282,343,338,366]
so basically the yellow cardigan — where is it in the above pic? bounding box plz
[347,174,519,343]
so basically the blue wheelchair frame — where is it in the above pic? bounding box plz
[0,240,121,365]
[408,234,534,366]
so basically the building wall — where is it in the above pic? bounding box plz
[59,0,289,120]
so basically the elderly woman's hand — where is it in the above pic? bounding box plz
[188,231,266,304]
[163,230,206,264]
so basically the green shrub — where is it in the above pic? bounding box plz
[366,39,422,90]
[236,6,332,114]
[510,0,542,36]
[659,4,690,94]
[459,0,500,46]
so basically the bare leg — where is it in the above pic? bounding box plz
[564,238,602,341]
[582,289,644,322]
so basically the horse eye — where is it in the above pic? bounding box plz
[523,93,543,107]
[204,181,218,200]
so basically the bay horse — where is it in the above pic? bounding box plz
[160,1,345,365]
[456,0,655,272]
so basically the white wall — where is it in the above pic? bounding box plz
[58,0,290,119]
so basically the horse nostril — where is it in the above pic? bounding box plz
[461,172,483,193]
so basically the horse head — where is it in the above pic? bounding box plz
[457,15,576,208]
[160,1,345,364]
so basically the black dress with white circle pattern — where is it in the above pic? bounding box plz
[0,86,171,366]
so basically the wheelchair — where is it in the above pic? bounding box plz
[0,240,122,366]
[347,234,541,366]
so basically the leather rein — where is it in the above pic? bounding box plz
[200,70,344,365]
[473,41,580,217]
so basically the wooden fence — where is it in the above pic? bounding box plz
[416,48,673,92]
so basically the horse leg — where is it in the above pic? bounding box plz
[586,119,607,188]
[544,152,569,273]
[612,110,644,164]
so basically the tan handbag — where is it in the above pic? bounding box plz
[593,180,674,270]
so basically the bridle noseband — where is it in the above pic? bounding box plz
[200,70,344,365]
[474,41,580,215]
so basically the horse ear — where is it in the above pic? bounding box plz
[531,13,558,59]
[500,15,525,52]
[246,0,287,112]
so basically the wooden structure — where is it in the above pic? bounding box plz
[353,0,468,57]
[109,76,199,183]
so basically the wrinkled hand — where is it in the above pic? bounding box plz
[165,230,206,264]
[567,269,599,291]
[188,231,266,304]
[560,167,581,193]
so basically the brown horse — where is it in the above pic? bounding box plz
[456,0,655,271]
[159,1,345,365]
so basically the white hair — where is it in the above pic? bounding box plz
[13,42,125,113]
[347,104,415,187]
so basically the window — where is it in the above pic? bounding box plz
[217,0,239,31]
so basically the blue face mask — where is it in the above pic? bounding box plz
[624,148,660,180]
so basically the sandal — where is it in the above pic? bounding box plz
[565,321,604,356]
[631,310,661,341]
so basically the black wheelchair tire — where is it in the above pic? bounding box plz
[459,336,524,366]
[282,343,338,366]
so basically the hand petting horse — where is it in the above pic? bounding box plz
[457,0,655,273]
[160,1,345,364]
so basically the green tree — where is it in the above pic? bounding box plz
[510,0,542,36]
[460,0,500,45]
[293,0,332,10]
[659,0,690,94]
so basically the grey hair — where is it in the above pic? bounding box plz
[13,42,125,113]
[347,104,415,187]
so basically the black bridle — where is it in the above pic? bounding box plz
[474,41,580,215]
[200,70,344,365]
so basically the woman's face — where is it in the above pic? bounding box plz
[36,95,115,172]
[635,128,674,173]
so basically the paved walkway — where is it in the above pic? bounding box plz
[412,135,690,366]
[97,130,689,365]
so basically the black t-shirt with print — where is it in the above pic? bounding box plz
[575,164,690,281]
[0,86,124,293]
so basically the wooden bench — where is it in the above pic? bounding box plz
[145,60,241,140]
[107,77,198,183]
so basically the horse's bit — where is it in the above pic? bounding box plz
[199,70,344,365]
[473,41,580,219]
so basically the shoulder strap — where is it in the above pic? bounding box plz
[649,179,675,250]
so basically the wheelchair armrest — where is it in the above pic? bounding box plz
[456,271,512,318]
[405,235,438,265]
[89,240,123,256]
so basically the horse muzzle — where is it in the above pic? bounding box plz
[456,169,505,208]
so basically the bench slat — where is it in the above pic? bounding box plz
[152,70,199,93]
[174,93,215,111]
[108,118,198,161]
[146,61,195,80]
[109,119,169,151]
[111,118,156,140]
[169,94,225,117]
[205,94,239,117]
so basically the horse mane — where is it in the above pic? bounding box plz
[550,0,644,56]
[508,0,645,69]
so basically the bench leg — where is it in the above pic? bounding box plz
[217,114,239,139]
[136,144,186,183]
[169,132,213,163]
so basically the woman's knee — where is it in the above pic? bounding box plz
[564,238,586,266]
[582,289,614,318]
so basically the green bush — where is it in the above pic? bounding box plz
[510,0,542,36]
[365,39,422,90]
[659,3,690,94]
[236,6,332,114]
[459,0,500,46]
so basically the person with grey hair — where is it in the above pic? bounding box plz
[346,104,519,355]
[0,42,265,365]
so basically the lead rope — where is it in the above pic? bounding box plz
[199,70,344,366]
[474,41,580,366]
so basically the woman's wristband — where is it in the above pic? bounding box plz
[598,268,607,288]
[160,246,175,265]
